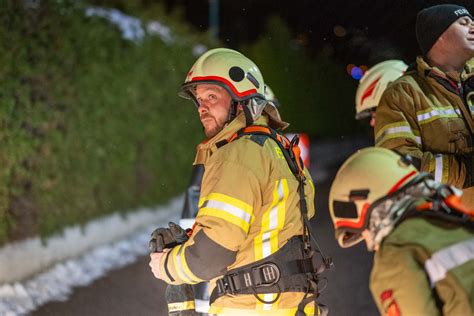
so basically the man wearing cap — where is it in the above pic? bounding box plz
[375,4,474,208]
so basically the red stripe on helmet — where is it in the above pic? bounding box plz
[190,76,258,98]
[360,76,382,105]
[335,202,370,229]
[387,170,417,194]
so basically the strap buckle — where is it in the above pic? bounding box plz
[216,274,237,295]
[253,263,281,287]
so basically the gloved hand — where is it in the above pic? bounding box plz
[149,222,191,253]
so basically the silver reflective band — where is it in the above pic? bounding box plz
[376,126,421,145]
[263,179,286,258]
[203,200,251,224]
[434,154,443,182]
[417,108,460,123]
[425,238,474,287]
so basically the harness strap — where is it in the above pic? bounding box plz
[216,126,333,314]
[416,194,474,222]
[225,126,332,264]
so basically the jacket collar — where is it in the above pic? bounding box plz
[417,56,474,83]
[193,113,269,165]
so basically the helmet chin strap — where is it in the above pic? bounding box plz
[226,100,253,126]
[226,101,239,125]
[241,101,254,126]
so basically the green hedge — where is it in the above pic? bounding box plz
[0,1,207,244]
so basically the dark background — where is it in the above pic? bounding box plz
[159,0,474,66]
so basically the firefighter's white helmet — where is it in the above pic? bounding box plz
[355,60,408,120]
[179,48,268,123]
[329,147,419,248]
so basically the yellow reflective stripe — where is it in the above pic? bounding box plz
[416,106,461,124]
[178,243,204,283]
[167,300,195,313]
[256,293,280,311]
[442,155,449,183]
[198,208,250,232]
[207,192,253,214]
[418,113,459,125]
[170,245,200,283]
[375,122,421,146]
[375,121,410,139]
[255,179,289,259]
[208,305,315,315]
[198,192,253,232]
[416,105,453,115]
[306,172,315,195]
[255,179,288,310]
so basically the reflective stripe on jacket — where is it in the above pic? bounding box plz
[370,217,474,316]
[159,112,316,313]
[375,56,474,207]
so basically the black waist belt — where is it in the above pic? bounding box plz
[209,236,319,305]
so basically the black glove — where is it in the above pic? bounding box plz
[149,222,190,253]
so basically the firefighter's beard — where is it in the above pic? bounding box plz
[200,113,227,138]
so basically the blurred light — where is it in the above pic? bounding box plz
[360,65,369,73]
[346,63,355,75]
[295,33,309,46]
[351,67,364,80]
[333,25,347,37]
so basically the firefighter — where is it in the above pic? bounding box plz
[149,48,328,315]
[329,147,474,315]
[375,4,474,208]
[355,60,407,127]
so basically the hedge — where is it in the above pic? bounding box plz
[0,1,206,244]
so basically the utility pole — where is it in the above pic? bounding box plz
[209,0,219,41]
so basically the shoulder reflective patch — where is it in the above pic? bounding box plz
[424,238,474,287]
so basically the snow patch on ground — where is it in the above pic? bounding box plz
[0,196,182,316]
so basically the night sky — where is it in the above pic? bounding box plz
[161,0,474,67]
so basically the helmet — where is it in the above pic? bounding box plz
[179,48,267,123]
[355,60,408,120]
[263,84,288,130]
[329,147,418,248]
[264,85,280,107]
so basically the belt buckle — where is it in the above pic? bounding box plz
[217,274,238,295]
[255,263,280,287]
